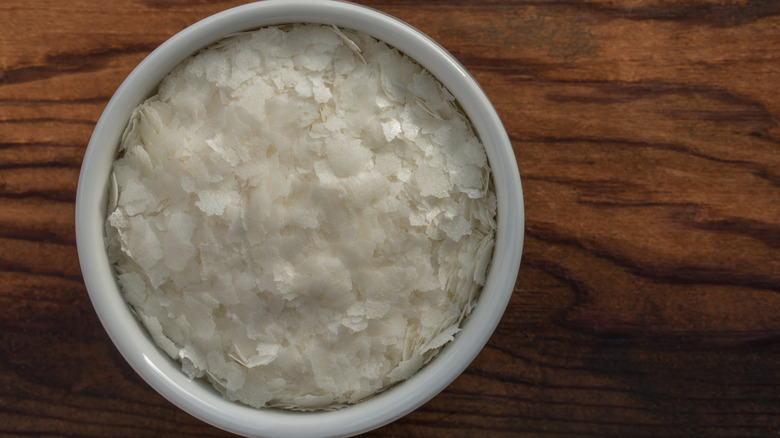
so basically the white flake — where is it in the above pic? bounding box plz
[105,24,496,412]
[381,119,401,142]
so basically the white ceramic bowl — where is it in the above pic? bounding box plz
[75,1,524,437]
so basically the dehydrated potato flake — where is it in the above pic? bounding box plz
[106,24,496,410]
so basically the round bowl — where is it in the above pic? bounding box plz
[75,1,524,437]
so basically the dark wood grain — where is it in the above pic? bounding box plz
[1,0,778,436]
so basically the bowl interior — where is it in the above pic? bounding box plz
[76,1,523,437]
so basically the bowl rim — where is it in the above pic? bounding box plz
[75,1,524,437]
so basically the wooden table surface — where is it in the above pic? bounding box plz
[2,0,779,436]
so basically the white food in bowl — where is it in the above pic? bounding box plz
[106,23,496,410]
[76,1,523,437]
